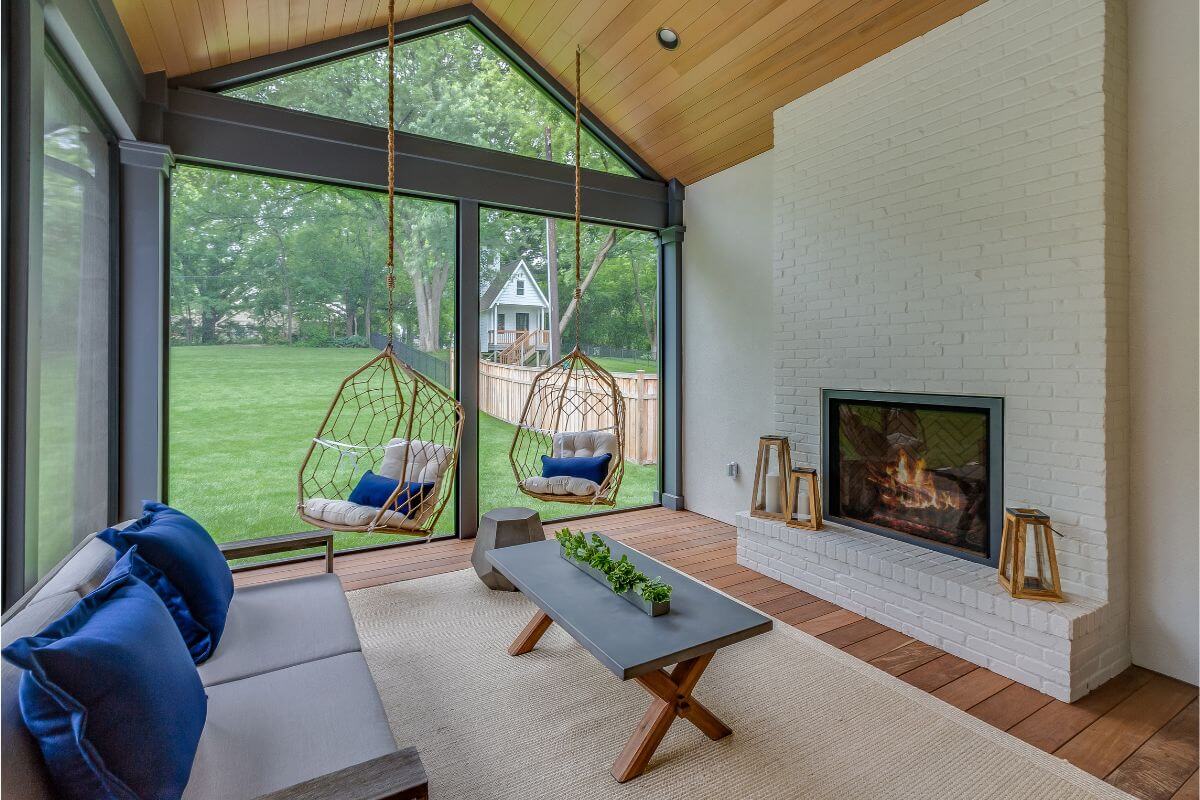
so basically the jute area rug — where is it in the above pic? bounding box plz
[348,569,1131,800]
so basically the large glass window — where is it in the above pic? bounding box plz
[224,25,634,176]
[24,51,113,582]
[167,165,456,551]
[478,208,659,521]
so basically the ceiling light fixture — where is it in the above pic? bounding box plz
[656,27,679,50]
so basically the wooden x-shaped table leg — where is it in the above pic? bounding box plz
[611,653,731,782]
[505,611,731,783]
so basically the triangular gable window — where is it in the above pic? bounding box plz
[224,25,634,177]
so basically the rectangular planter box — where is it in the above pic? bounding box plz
[559,546,670,617]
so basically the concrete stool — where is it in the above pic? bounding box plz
[472,507,545,591]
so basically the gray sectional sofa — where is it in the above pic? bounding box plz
[1,530,426,800]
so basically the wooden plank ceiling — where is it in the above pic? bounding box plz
[112,0,985,184]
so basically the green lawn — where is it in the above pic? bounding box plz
[168,346,657,556]
[592,356,657,375]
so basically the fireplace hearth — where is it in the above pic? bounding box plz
[822,390,1003,566]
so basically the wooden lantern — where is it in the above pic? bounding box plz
[785,467,823,530]
[998,507,1064,602]
[750,435,792,521]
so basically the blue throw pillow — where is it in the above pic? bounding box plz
[98,502,233,663]
[349,471,435,518]
[541,453,612,485]
[2,549,207,800]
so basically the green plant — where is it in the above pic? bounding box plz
[555,528,672,604]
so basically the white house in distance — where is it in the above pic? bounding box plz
[479,259,551,364]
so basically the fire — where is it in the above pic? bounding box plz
[878,450,964,511]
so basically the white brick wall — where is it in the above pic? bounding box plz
[737,514,1128,701]
[771,0,1129,609]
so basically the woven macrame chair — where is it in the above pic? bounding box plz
[297,345,463,535]
[507,48,626,508]
[296,1,464,538]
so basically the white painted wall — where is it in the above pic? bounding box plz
[682,151,774,524]
[770,0,1128,606]
[1127,0,1200,684]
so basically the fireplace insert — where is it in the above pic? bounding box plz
[822,390,1003,566]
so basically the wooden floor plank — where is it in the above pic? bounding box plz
[869,640,945,676]
[898,654,977,692]
[967,682,1054,730]
[1171,771,1198,800]
[816,618,889,649]
[1105,699,1198,800]
[841,629,913,662]
[932,668,1013,710]
[795,609,864,636]
[235,507,1197,800]
[1008,667,1155,753]
[1054,676,1197,778]
[754,590,822,616]
[775,599,840,625]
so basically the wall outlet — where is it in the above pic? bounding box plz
[727,462,739,478]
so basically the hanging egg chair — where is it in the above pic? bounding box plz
[508,47,626,508]
[296,1,464,538]
[297,344,463,535]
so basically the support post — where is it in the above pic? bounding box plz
[3,0,45,608]
[656,179,685,511]
[117,141,173,519]
[456,199,480,538]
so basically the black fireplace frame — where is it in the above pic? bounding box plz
[821,389,1004,567]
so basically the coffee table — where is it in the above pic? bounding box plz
[486,536,772,782]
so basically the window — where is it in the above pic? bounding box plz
[168,165,456,553]
[497,313,506,331]
[516,279,525,296]
[23,50,114,582]
[478,208,659,521]
[224,25,634,176]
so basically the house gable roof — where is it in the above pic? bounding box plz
[480,259,549,312]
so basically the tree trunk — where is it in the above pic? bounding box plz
[543,126,562,361]
[559,228,617,340]
[629,255,656,358]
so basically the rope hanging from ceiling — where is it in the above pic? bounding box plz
[507,47,627,507]
[296,0,464,537]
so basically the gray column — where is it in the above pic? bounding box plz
[456,199,480,538]
[117,141,172,519]
[657,179,685,511]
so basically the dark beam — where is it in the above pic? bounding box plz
[657,179,685,511]
[161,88,668,230]
[456,200,480,539]
[164,3,662,182]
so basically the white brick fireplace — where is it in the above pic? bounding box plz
[737,0,1131,701]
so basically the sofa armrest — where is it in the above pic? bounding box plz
[219,531,335,573]
[252,748,428,800]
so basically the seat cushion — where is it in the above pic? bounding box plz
[302,497,424,531]
[2,549,207,800]
[184,653,397,800]
[98,502,234,663]
[522,475,600,497]
[378,438,452,485]
[197,574,362,687]
[553,429,617,459]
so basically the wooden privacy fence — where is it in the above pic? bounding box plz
[478,360,658,465]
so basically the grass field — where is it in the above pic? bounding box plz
[168,346,658,554]
[592,356,656,375]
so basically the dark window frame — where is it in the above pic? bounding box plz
[2,23,120,607]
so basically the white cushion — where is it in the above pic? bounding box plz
[552,430,617,459]
[378,438,452,485]
[302,498,423,531]
[522,475,601,497]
